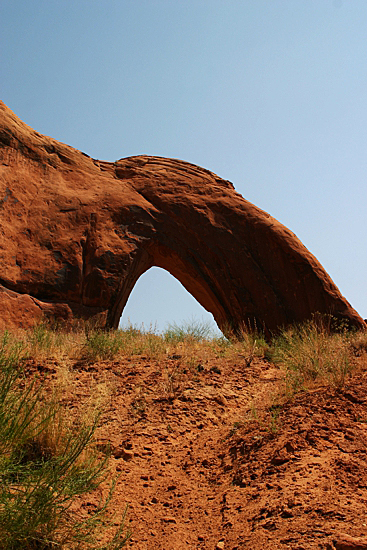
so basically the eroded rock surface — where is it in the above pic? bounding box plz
[0,101,365,333]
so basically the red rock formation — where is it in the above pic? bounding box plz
[0,100,365,334]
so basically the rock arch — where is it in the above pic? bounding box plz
[0,101,365,334]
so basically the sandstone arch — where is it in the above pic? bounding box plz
[0,101,365,334]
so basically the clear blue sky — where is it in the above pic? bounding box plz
[2,0,366,332]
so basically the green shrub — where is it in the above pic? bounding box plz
[164,319,214,343]
[0,336,130,549]
[83,330,124,361]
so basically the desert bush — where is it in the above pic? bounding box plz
[163,319,214,343]
[271,319,352,395]
[0,334,130,549]
[122,327,165,357]
[83,325,167,361]
[349,329,367,356]
[210,328,268,363]
[83,330,124,361]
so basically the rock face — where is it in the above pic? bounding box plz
[0,101,365,334]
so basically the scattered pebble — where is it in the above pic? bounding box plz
[162,516,177,523]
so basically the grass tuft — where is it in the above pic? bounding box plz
[163,319,214,343]
[271,319,353,395]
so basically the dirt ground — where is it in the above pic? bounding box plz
[29,347,367,550]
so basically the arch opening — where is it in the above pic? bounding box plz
[119,267,221,336]
[109,241,231,334]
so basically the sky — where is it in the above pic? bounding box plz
[1,0,366,333]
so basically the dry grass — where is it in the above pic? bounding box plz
[3,318,365,396]
[271,318,359,395]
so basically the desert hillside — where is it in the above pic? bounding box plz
[1,320,367,549]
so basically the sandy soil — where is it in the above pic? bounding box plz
[28,347,367,550]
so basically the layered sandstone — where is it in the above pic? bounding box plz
[0,101,365,334]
